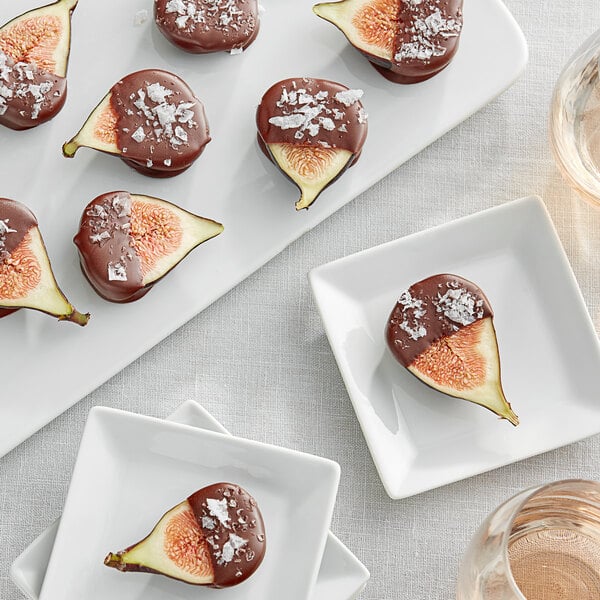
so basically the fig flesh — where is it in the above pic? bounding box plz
[63,69,211,178]
[256,77,368,210]
[105,482,266,588]
[313,0,463,84]
[73,191,223,303]
[0,0,77,129]
[0,198,89,325]
[386,274,518,425]
[154,0,260,54]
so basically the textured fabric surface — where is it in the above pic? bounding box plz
[2,2,600,599]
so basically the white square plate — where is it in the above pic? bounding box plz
[10,401,369,600]
[309,196,600,499]
[0,0,527,458]
[38,406,340,600]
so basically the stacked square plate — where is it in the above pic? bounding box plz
[11,402,369,600]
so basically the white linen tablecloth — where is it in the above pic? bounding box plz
[2,2,600,598]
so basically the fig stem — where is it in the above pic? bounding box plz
[62,139,79,158]
[104,553,123,569]
[295,189,319,211]
[59,309,90,326]
[504,408,519,427]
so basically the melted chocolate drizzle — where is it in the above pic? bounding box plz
[187,482,266,588]
[154,0,260,53]
[386,274,493,367]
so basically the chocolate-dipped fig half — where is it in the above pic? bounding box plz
[62,69,211,178]
[154,0,260,54]
[313,0,463,84]
[256,77,368,211]
[105,483,266,588]
[0,0,78,129]
[74,191,223,303]
[386,274,518,425]
[0,198,89,325]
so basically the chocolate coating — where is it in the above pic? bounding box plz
[0,198,37,258]
[110,69,210,177]
[0,198,39,317]
[386,274,493,367]
[0,50,67,130]
[356,0,463,84]
[73,191,145,303]
[256,77,368,155]
[187,482,266,588]
[154,0,260,53]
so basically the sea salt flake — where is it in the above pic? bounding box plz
[397,289,427,341]
[218,534,247,565]
[112,194,131,218]
[147,82,173,104]
[175,14,190,28]
[0,220,16,235]
[166,0,187,14]
[134,9,149,25]
[90,231,111,244]
[174,125,188,142]
[435,287,483,326]
[334,89,363,107]
[320,117,335,131]
[207,498,230,527]
[269,114,306,129]
[107,262,127,281]
[131,126,146,143]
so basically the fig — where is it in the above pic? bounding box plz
[105,482,266,588]
[0,198,89,325]
[73,191,223,303]
[62,69,211,177]
[0,0,77,129]
[154,0,260,54]
[313,0,463,84]
[256,77,368,210]
[385,274,518,425]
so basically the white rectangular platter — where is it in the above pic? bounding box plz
[0,0,527,457]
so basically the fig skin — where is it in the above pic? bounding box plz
[0,0,78,129]
[386,274,518,425]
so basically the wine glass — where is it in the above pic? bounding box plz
[550,28,600,207]
[456,479,600,600]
